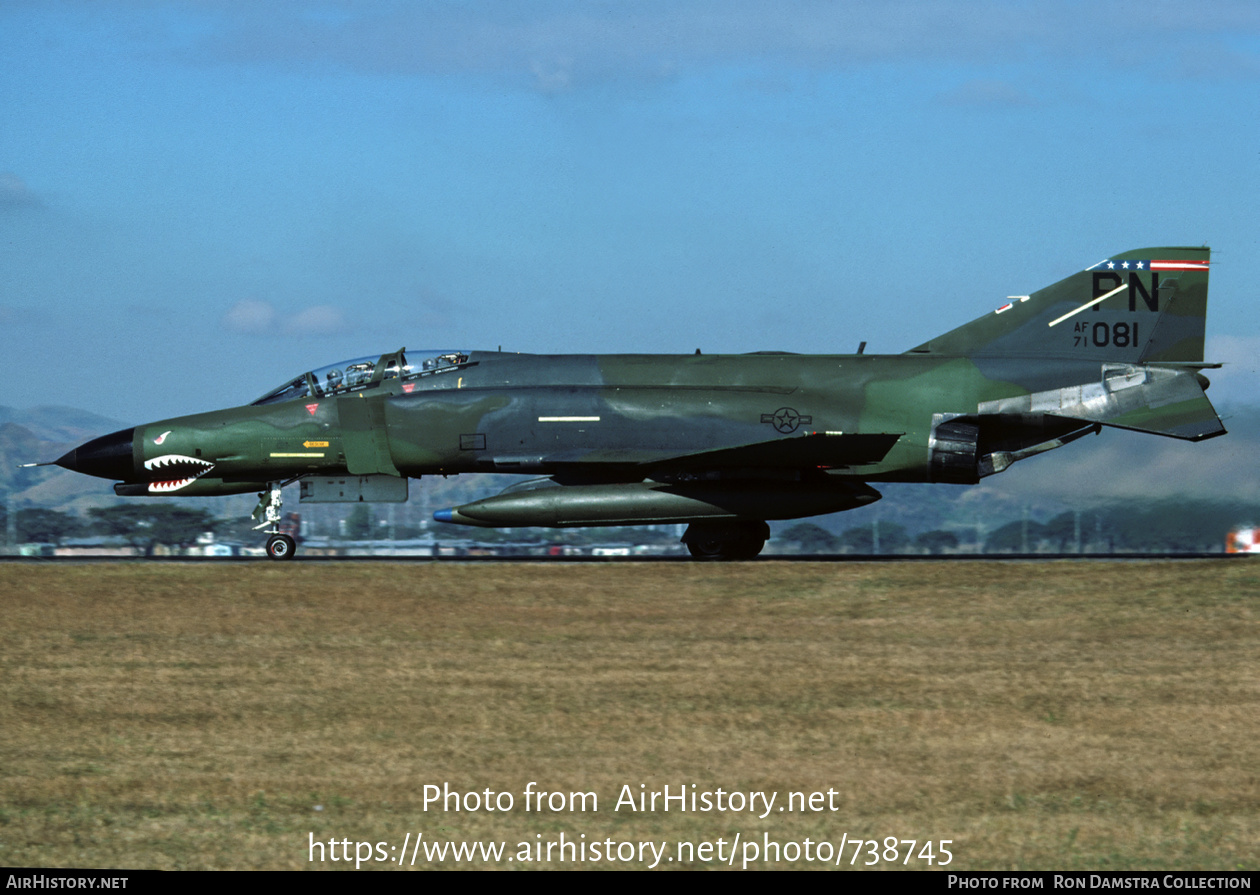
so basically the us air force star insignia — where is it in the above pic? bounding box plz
[761,407,812,434]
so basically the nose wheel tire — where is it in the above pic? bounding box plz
[266,534,296,561]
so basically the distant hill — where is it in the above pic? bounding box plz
[0,405,125,445]
[782,401,1260,548]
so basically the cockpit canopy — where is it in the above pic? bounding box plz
[252,348,470,406]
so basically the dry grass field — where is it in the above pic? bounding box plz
[0,560,1256,870]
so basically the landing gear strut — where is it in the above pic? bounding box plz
[681,520,769,561]
[253,483,296,561]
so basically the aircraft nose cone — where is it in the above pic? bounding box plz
[56,427,137,480]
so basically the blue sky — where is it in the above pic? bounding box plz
[3,1,1258,422]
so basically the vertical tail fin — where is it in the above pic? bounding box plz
[908,247,1210,363]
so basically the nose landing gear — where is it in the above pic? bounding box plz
[253,483,298,561]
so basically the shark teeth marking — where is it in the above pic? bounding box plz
[143,454,215,493]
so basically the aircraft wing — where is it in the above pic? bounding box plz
[643,431,903,472]
[487,430,904,476]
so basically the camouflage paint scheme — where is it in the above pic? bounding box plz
[53,247,1224,559]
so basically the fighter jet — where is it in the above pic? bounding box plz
[48,246,1224,560]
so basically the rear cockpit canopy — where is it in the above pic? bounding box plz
[252,348,470,406]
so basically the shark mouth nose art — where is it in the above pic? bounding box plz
[144,454,215,493]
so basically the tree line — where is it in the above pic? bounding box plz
[2,506,217,556]
[779,502,1253,554]
[4,499,1253,555]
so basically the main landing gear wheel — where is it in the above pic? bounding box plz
[266,534,296,561]
[682,520,770,561]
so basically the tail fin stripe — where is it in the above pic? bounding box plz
[1048,282,1127,327]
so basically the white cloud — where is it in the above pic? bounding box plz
[935,79,1038,108]
[222,299,349,337]
[1204,334,1260,407]
[1207,334,1260,374]
[287,304,348,336]
[0,172,42,208]
[222,298,277,334]
[175,1,1260,91]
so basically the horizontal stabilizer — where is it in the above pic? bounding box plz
[978,364,1225,441]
